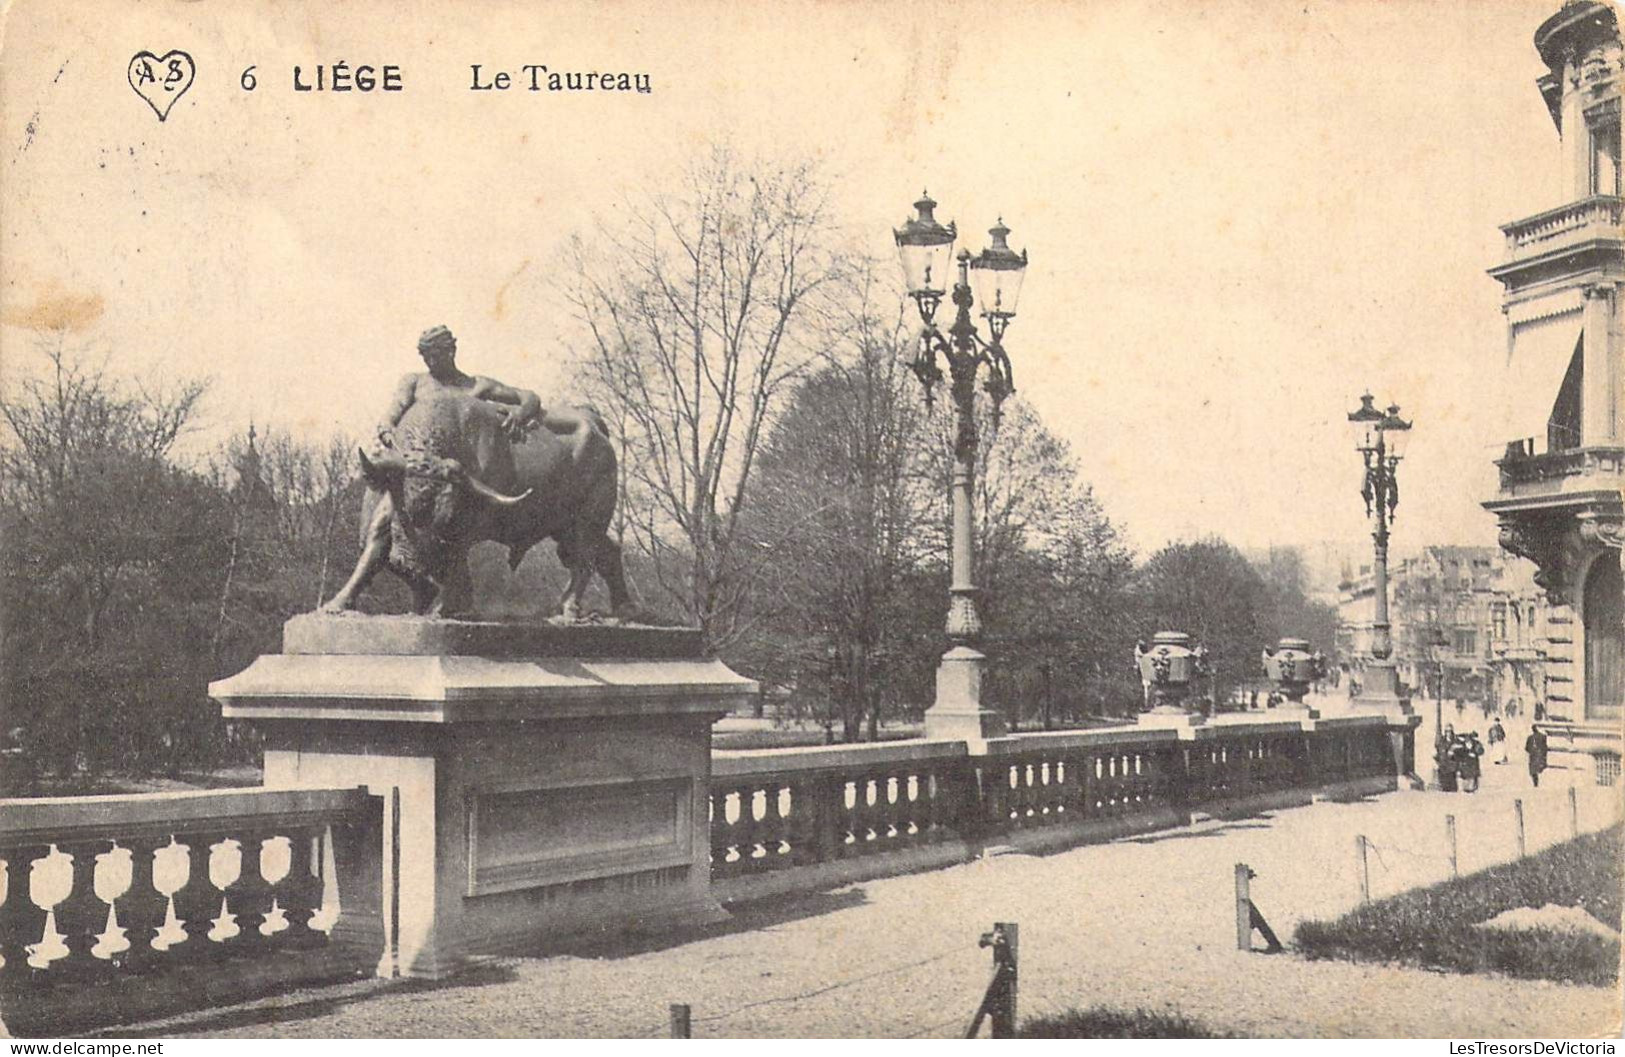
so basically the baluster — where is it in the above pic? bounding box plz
[903,770,929,832]
[0,843,50,986]
[855,776,880,851]
[274,828,326,949]
[708,789,732,871]
[744,787,770,858]
[880,775,902,842]
[734,786,761,865]
[1003,764,1021,826]
[783,779,812,865]
[170,832,226,956]
[724,788,747,866]
[869,775,891,844]
[51,840,114,981]
[764,784,790,865]
[835,779,859,857]
[117,835,171,973]
[229,829,280,949]
[1015,763,1035,824]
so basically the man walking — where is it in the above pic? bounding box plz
[1525,726,1550,788]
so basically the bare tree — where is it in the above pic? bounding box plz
[0,332,208,653]
[739,260,935,740]
[0,332,214,774]
[564,146,846,649]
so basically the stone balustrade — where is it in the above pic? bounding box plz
[1497,445,1625,490]
[709,715,1406,902]
[1499,195,1625,259]
[0,786,382,1035]
[0,712,1410,1033]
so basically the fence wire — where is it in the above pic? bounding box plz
[651,939,983,1036]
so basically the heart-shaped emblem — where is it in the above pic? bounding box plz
[127,50,195,122]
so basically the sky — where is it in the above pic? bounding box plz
[0,0,1575,560]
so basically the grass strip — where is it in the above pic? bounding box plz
[1294,824,1621,986]
[1020,1007,1232,1038]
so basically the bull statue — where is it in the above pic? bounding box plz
[320,326,634,620]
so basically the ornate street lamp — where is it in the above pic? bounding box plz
[1347,392,1414,714]
[895,192,1027,742]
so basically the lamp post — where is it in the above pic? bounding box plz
[1347,392,1415,715]
[895,192,1027,743]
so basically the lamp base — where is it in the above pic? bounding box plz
[1348,660,1414,718]
[924,645,1007,747]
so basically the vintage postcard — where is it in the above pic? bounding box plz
[1,0,1622,1042]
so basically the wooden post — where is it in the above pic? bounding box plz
[1514,798,1526,859]
[995,922,1018,1039]
[1446,815,1458,879]
[1569,786,1579,838]
[968,922,1020,1039]
[669,1003,691,1039]
[1356,835,1370,903]
[1235,863,1252,950]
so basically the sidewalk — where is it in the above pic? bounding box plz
[120,757,1622,1039]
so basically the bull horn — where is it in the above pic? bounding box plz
[358,446,408,479]
[457,470,532,506]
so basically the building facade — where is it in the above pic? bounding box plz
[1338,547,1567,709]
[1484,0,1623,775]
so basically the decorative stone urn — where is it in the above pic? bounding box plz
[1135,631,1209,727]
[1261,636,1326,719]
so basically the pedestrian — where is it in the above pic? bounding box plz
[1436,723,1459,792]
[1526,726,1550,787]
[1534,699,1546,722]
[1488,718,1508,764]
[1454,732,1485,793]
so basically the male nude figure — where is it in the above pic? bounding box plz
[321,324,543,612]
[376,324,541,451]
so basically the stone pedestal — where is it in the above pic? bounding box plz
[924,645,1008,747]
[210,614,756,979]
[1272,701,1321,721]
[1348,660,1415,718]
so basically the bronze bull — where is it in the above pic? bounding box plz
[320,388,633,620]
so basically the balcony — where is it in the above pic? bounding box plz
[1490,638,1545,663]
[1490,196,1624,286]
[1493,444,1625,500]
